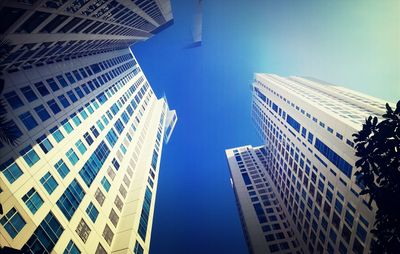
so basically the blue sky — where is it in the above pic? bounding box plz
[132,1,399,253]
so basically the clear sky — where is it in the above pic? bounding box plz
[132,0,400,253]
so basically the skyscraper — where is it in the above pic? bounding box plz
[0,0,173,73]
[227,73,393,254]
[226,145,303,254]
[0,1,177,253]
[0,46,177,253]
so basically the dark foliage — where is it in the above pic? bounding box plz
[353,100,400,253]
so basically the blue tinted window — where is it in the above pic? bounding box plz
[36,135,53,153]
[21,212,63,253]
[67,90,78,102]
[65,72,76,84]
[72,70,82,81]
[79,108,88,119]
[0,207,26,238]
[57,179,85,220]
[75,139,87,155]
[315,138,352,178]
[356,224,367,242]
[64,240,80,254]
[58,94,70,108]
[112,158,120,170]
[57,75,69,87]
[61,119,74,133]
[134,241,144,254]
[105,129,118,147]
[70,113,81,126]
[20,145,40,167]
[79,68,88,78]
[34,105,51,121]
[81,84,90,94]
[83,132,93,145]
[286,114,300,132]
[46,78,60,91]
[22,188,43,214]
[0,159,23,183]
[241,173,251,185]
[20,86,38,102]
[34,82,50,96]
[66,148,79,165]
[47,99,61,114]
[101,177,111,192]
[54,159,70,178]
[50,126,65,143]
[40,172,58,194]
[138,187,152,240]
[19,111,38,130]
[79,141,110,187]
[86,202,99,223]
[74,87,84,98]
[308,132,314,144]
[4,91,24,109]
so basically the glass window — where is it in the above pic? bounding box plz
[61,119,74,134]
[34,105,51,121]
[19,111,38,130]
[0,7,26,34]
[0,207,26,238]
[86,202,99,223]
[41,14,68,33]
[356,224,367,242]
[57,179,85,220]
[22,188,44,214]
[75,139,87,155]
[83,132,94,145]
[96,120,104,131]
[36,135,53,153]
[50,126,65,143]
[57,75,69,87]
[65,72,76,84]
[134,241,144,254]
[75,87,84,98]
[20,86,38,102]
[47,99,61,114]
[71,113,81,126]
[34,82,50,96]
[58,95,71,108]
[0,159,23,183]
[40,172,58,194]
[72,70,82,81]
[54,159,70,178]
[4,91,24,109]
[90,126,99,137]
[66,148,79,165]
[20,145,40,167]
[46,78,60,91]
[79,108,88,119]
[21,212,63,253]
[16,11,51,33]
[67,90,78,102]
[64,240,81,254]
[101,177,111,192]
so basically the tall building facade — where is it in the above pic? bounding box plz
[0,0,173,73]
[0,46,177,253]
[226,145,303,254]
[227,73,392,254]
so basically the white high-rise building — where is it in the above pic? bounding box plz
[0,0,173,73]
[227,73,393,254]
[226,145,303,254]
[0,46,177,254]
